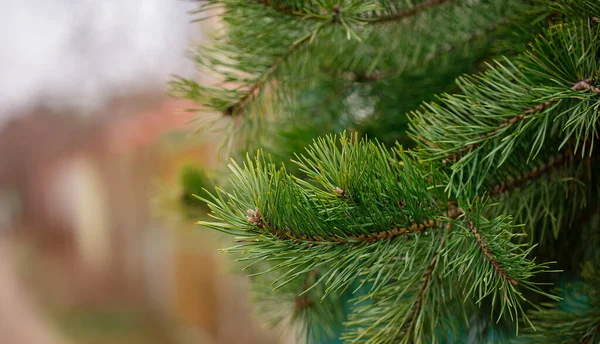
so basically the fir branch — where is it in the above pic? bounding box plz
[362,0,452,24]
[468,220,518,286]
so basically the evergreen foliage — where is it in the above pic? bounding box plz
[518,262,600,343]
[173,0,600,342]
[180,164,213,207]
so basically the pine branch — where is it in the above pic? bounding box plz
[201,133,555,342]
[441,99,557,164]
[362,0,452,24]
[489,155,594,242]
[175,0,548,155]
[444,207,556,329]
[242,204,459,244]
[468,220,518,286]
[255,0,306,17]
[411,20,600,197]
[401,247,441,338]
[201,134,450,298]
[176,1,600,342]
[225,31,318,116]
[236,139,592,256]
[346,19,508,82]
[519,262,600,343]
[441,79,600,164]
[294,269,318,311]
[241,141,592,249]
[223,0,461,118]
[489,144,577,196]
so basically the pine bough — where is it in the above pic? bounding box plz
[174,0,600,342]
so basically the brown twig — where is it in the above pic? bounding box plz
[491,147,575,196]
[468,221,518,286]
[242,203,461,244]
[294,269,319,311]
[224,32,315,116]
[363,0,452,24]
[442,99,556,164]
[580,323,600,344]
[573,79,600,94]
[347,20,507,82]
[442,79,600,164]
[401,247,440,338]
[294,296,313,310]
[490,138,598,196]
[255,0,304,17]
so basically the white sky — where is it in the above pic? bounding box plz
[0,0,198,121]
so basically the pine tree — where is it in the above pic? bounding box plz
[172,0,600,342]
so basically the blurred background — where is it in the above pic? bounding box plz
[0,1,282,343]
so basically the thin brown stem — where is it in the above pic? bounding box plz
[225,31,316,116]
[256,0,305,17]
[294,296,313,310]
[491,147,575,196]
[242,143,593,246]
[362,0,452,24]
[242,203,461,244]
[490,138,599,196]
[401,246,441,338]
[442,80,600,164]
[442,99,556,164]
[580,323,600,344]
[468,221,518,286]
[295,269,318,311]
[347,20,506,82]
